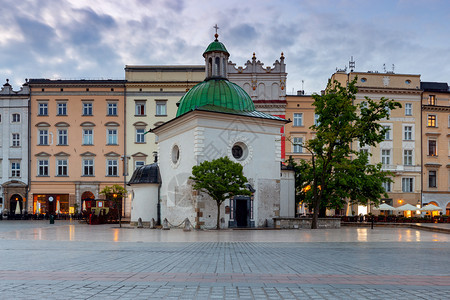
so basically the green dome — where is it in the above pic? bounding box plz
[203,40,229,56]
[176,79,255,117]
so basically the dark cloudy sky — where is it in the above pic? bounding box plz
[1,0,449,94]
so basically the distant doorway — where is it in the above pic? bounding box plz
[229,196,254,228]
[10,194,23,214]
[235,199,248,227]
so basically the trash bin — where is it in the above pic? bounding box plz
[49,214,55,224]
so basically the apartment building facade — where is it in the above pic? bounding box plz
[284,92,315,160]
[420,82,450,215]
[0,80,29,214]
[27,79,126,215]
[332,71,422,215]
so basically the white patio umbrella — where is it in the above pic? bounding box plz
[395,204,418,211]
[420,204,443,211]
[15,201,21,214]
[375,203,395,210]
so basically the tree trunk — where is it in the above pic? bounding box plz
[311,196,320,229]
[216,201,221,230]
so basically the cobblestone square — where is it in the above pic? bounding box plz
[0,221,449,299]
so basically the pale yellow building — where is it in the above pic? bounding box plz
[420,82,450,215]
[124,66,204,216]
[284,92,315,161]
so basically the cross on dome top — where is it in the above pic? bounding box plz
[213,24,219,40]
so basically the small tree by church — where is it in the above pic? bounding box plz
[190,156,251,229]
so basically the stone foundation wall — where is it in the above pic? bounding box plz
[273,217,341,229]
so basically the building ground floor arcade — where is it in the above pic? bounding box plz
[26,181,127,216]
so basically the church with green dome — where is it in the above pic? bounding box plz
[130,30,292,229]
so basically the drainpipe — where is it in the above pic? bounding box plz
[154,152,161,226]
[27,86,31,213]
[420,91,423,208]
[123,82,127,219]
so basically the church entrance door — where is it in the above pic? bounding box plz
[235,199,248,227]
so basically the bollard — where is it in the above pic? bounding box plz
[162,218,170,230]
[183,218,192,231]
[137,217,143,228]
[49,214,55,224]
[150,218,156,229]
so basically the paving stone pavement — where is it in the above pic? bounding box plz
[0,221,449,299]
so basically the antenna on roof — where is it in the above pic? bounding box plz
[349,56,355,72]
[301,80,304,91]
[392,64,395,73]
[383,63,386,73]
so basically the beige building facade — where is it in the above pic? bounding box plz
[420,82,450,215]
[284,93,315,161]
[331,71,422,215]
[28,79,126,215]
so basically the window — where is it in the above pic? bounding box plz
[382,181,391,192]
[314,114,320,126]
[156,101,167,116]
[39,130,48,145]
[427,115,436,127]
[83,103,93,116]
[107,159,118,176]
[12,133,20,147]
[404,126,413,140]
[428,140,437,156]
[38,160,49,176]
[58,129,68,145]
[136,128,145,143]
[428,95,436,105]
[135,160,145,170]
[38,103,48,116]
[82,129,93,145]
[405,103,412,116]
[403,150,413,166]
[107,129,118,145]
[293,137,303,153]
[402,178,414,193]
[135,101,146,116]
[383,126,391,140]
[57,159,68,176]
[11,162,20,177]
[57,103,67,116]
[83,159,94,176]
[293,113,303,127]
[428,171,437,188]
[381,149,391,165]
[12,113,20,123]
[107,103,117,116]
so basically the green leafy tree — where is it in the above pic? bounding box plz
[100,184,127,227]
[288,78,400,229]
[190,157,252,229]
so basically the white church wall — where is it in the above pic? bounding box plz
[130,184,159,224]
[155,111,286,228]
[280,169,295,217]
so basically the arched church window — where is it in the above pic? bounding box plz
[215,57,220,77]
[222,58,226,77]
[208,58,212,78]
